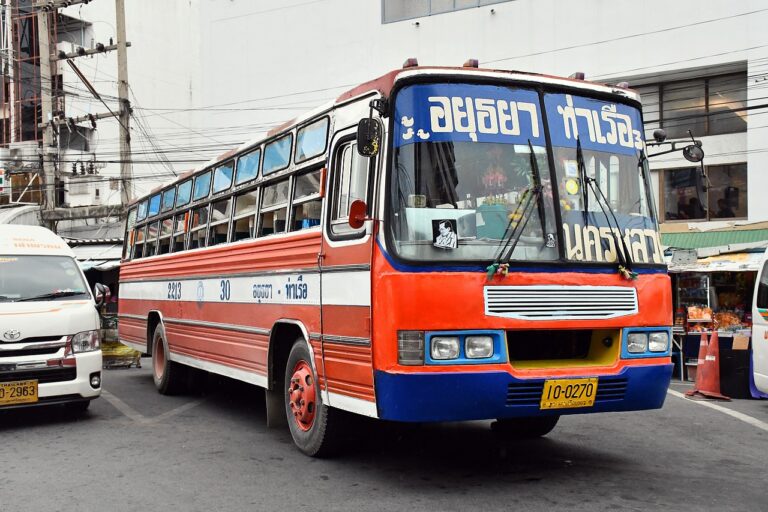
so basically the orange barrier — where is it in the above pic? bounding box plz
[686,331,730,401]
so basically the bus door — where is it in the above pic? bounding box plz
[753,255,768,393]
[318,126,377,414]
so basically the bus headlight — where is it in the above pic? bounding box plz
[626,332,648,353]
[431,336,460,360]
[71,330,101,353]
[649,332,669,352]
[465,336,494,358]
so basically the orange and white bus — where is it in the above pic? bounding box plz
[119,61,673,456]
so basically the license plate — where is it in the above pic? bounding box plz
[0,380,38,406]
[540,378,598,410]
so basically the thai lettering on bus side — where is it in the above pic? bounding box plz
[285,275,308,301]
[427,96,540,142]
[252,284,273,300]
[556,95,643,151]
[562,223,663,264]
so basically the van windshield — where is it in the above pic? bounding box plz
[0,255,89,302]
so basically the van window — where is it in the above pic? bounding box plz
[757,261,768,309]
[0,256,89,302]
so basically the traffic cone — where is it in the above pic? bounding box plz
[686,331,730,401]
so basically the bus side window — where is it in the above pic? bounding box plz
[259,179,289,237]
[189,204,210,249]
[291,169,322,231]
[208,197,233,246]
[123,208,137,260]
[145,221,160,257]
[757,261,768,308]
[133,225,146,259]
[157,217,173,255]
[172,213,187,252]
[232,189,258,241]
[330,142,370,236]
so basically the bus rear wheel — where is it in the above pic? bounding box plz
[492,415,560,439]
[284,339,340,457]
[152,324,187,395]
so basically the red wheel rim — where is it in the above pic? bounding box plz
[153,340,165,380]
[288,360,316,431]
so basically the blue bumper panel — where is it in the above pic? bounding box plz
[375,364,673,422]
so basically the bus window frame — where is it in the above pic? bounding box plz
[212,160,235,195]
[132,224,147,259]
[188,203,211,250]
[145,220,160,257]
[148,193,162,218]
[290,167,324,232]
[157,216,174,255]
[295,116,330,165]
[231,186,260,242]
[172,211,189,253]
[258,177,290,238]
[263,133,294,176]
[327,136,373,241]
[193,170,213,202]
[161,186,177,213]
[235,147,261,186]
[176,179,193,208]
[137,199,148,221]
[208,196,234,247]
[123,207,137,260]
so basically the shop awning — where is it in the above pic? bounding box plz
[67,240,122,272]
[667,250,765,273]
[661,229,768,250]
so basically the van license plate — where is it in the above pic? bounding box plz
[540,378,598,410]
[0,380,38,406]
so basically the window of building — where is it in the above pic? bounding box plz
[635,72,746,139]
[661,163,747,222]
[382,0,509,23]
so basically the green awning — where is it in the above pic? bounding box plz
[661,229,768,249]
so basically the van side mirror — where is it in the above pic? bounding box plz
[94,283,111,306]
[357,119,380,157]
[348,199,367,230]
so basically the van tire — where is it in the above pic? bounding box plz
[152,324,187,395]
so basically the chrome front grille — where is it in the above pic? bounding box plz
[0,336,68,359]
[485,285,638,320]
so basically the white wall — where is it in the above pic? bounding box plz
[60,0,768,224]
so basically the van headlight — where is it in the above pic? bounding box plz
[626,332,648,353]
[649,332,669,352]
[71,330,101,353]
[431,336,460,360]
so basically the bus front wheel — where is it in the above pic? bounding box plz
[491,416,560,439]
[284,339,340,457]
[152,324,187,395]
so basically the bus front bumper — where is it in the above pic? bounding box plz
[374,364,673,422]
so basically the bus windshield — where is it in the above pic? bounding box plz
[389,83,662,266]
[390,83,558,263]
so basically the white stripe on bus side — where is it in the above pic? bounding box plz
[120,271,371,307]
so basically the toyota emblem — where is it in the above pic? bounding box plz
[3,330,21,341]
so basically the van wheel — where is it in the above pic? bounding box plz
[284,339,341,457]
[491,416,560,439]
[152,324,187,395]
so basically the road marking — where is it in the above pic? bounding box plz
[102,390,205,425]
[101,390,147,423]
[667,389,768,433]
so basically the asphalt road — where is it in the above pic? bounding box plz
[1,363,766,512]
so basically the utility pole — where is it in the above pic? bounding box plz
[36,5,56,229]
[5,0,18,145]
[115,0,131,205]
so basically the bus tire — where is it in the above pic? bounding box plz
[284,339,340,457]
[491,415,560,439]
[152,324,187,395]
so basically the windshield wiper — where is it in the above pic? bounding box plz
[486,140,546,280]
[576,139,637,280]
[15,290,88,302]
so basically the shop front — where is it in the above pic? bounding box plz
[668,249,766,398]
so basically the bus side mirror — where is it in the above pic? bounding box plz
[348,199,367,229]
[94,283,111,306]
[357,119,380,157]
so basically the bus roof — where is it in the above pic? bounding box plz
[130,65,640,207]
[0,225,75,257]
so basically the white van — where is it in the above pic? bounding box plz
[752,250,768,394]
[0,225,103,412]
